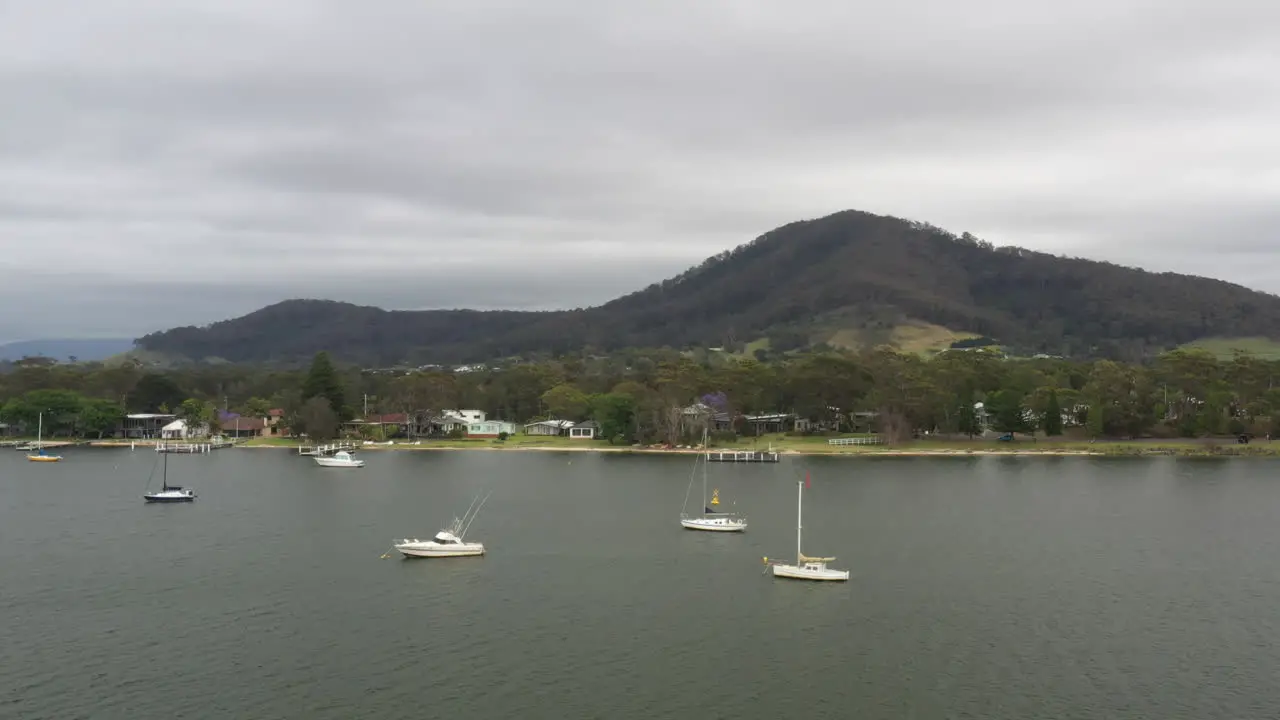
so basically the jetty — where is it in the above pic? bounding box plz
[706,449,780,463]
[156,439,236,454]
[298,441,359,456]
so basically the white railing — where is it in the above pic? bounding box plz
[827,436,883,446]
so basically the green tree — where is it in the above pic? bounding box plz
[590,392,636,444]
[297,396,340,441]
[1042,389,1064,436]
[130,373,186,413]
[302,352,347,419]
[243,396,272,418]
[1086,401,1104,438]
[986,389,1031,435]
[541,383,590,420]
[79,398,123,438]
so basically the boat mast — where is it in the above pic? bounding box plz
[36,412,43,450]
[796,477,804,564]
[701,425,709,516]
[162,451,169,491]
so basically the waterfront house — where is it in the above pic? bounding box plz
[743,413,798,434]
[219,415,268,438]
[120,413,176,439]
[345,412,410,438]
[525,419,575,436]
[161,419,207,439]
[468,420,517,438]
[569,420,599,440]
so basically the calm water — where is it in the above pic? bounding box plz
[3,448,1280,719]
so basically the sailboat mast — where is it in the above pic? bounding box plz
[796,478,804,564]
[701,426,708,514]
[37,412,43,449]
[162,451,169,491]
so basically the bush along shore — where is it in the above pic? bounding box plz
[70,434,1280,458]
[6,344,1280,457]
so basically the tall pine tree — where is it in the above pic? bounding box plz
[302,351,347,420]
[1043,389,1064,436]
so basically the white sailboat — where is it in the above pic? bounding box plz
[680,427,747,532]
[26,412,62,462]
[392,493,490,558]
[764,472,848,581]
[143,451,196,503]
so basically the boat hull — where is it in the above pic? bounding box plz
[680,517,747,532]
[144,494,196,503]
[395,542,485,558]
[27,455,61,462]
[314,459,364,467]
[771,563,850,581]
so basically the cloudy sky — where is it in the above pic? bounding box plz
[2,0,1279,343]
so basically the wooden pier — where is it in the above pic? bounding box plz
[706,449,780,463]
[298,441,359,456]
[156,440,236,454]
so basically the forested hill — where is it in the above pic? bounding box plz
[135,210,1280,365]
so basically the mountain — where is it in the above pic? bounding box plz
[135,210,1280,365]
[0,338,135,363]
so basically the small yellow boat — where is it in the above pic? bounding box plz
[25,412,63,462]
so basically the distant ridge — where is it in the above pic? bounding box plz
[136,209,1280,365]
[0,338,135,362]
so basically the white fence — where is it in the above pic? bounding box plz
[827,436,884,446]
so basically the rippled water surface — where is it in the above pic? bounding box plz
[3,448,1280,719]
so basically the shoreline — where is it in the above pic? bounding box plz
[79,439,1280,458]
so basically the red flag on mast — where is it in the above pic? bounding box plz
[805,470,810,488]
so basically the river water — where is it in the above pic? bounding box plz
[2,448,1279,719]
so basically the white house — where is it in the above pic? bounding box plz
[525,419,575,436]
[161,419,200,439]
[468,420,518,438]
[569,421,599,440]
[433,409,485,434]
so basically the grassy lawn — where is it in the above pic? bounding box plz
[1180,336,1280,360]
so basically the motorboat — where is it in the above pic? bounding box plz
[393,493,489,558]
[315,450,364,468]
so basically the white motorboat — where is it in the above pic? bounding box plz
[764,472,848,581]
[393,493,490,558]
[314,450,364,468]
[680,427,746,532]
[143,452,195,503]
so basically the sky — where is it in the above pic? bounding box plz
[2,0,1280,343]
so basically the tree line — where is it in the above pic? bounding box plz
[3,346,1279,444]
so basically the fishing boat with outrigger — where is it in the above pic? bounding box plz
[392,493,490,558]
[679,427,746,532]
[26,413,62,462]
[763,471,848,581]
[143,451,196,503]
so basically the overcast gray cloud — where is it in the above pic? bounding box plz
[2,0,1280,342]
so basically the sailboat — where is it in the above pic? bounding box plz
[680,427,747,532]
[393,493,489,558]
[26,412,62,462]
[143,451,196,503]
[764,472,848,581]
